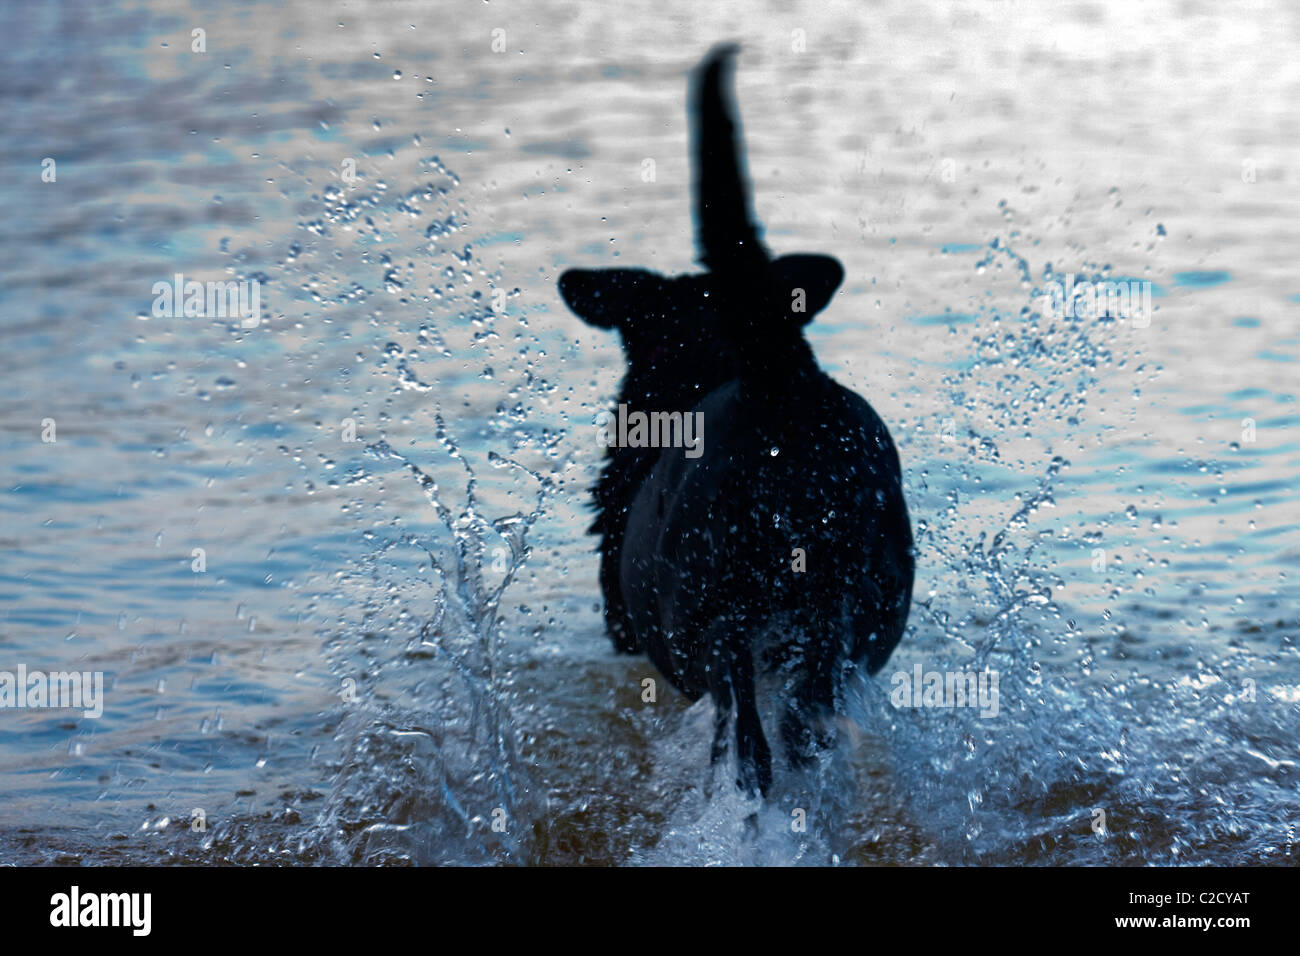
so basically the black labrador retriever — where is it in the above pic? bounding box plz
[560,44,913,798]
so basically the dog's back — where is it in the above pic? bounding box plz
[622,305,913,794]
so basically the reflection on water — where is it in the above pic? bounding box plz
[0,0,1297,865]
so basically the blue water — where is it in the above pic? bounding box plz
[0,0,1297,865]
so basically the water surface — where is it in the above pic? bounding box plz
[1,0,1297,865]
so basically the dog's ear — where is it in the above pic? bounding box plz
[558,268,664,329]
[770,254,844,324]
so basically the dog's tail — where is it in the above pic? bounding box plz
[691,44,845,339]
[690,43,768,276]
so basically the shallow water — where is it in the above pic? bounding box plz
[1,0,1297,865]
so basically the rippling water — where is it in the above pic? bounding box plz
[1,0,1297,865]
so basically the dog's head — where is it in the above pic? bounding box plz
[558,267,732,409]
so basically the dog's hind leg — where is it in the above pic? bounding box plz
[730,640,772,798]
[701,619,771,797]
[779,616,839,771]
[700,640,735,801]
[780,687,835,772]
[709,679,732,767]
[702,633,733,761]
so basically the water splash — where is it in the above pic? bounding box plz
[316,428,551,865]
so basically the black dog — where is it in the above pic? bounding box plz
[562,45,913,798]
